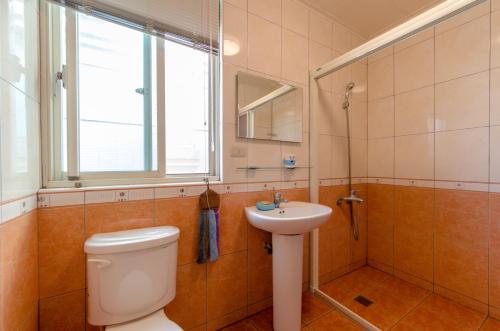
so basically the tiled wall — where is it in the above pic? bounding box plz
[34,1,365,329]
[36,186,309,331]
[0,0,41,330]
[223,0,364,185]
[316,0,500,318]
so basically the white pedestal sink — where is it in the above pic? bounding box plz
[245,201,332,331]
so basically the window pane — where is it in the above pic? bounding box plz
[77,13,156,172]
[165,41,210,174]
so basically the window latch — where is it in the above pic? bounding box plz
[135,87,145,95]
[56,64,67,89]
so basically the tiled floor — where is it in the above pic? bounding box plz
[320,266,495,330]
[222,266,500,330]
[220,292,362,330]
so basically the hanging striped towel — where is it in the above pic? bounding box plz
[197,209,220,264]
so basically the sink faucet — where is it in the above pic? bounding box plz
[273,192,288,208]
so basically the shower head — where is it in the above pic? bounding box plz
[343,82,356,110]
[346,82,355,91]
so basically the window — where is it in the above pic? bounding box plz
[41,1,220,187]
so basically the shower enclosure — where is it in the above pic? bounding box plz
[309,0,496,330]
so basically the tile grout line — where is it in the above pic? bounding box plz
[387,292,433,331]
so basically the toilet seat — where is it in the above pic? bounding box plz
[105,310,182,331]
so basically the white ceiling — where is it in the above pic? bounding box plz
[301,0,446,38]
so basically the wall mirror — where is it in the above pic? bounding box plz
[237,72,303,143]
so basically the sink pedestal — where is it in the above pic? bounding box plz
[272,233,304,331]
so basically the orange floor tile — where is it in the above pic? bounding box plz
[319,266,493,331]
[321,266,431,330]
[220,292,359,330]
[221,266,499,330]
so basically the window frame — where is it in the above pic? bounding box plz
[40,1,222,189]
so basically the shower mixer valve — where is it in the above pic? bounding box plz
[336,190,364,206]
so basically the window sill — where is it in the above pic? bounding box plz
[40,177,222,194]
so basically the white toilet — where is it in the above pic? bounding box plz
[84,226,183,331]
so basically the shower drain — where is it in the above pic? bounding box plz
[354,295,373,307]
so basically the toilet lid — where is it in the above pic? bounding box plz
[105,310,183,331]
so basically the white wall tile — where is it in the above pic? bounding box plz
[224,0,246,10]
[309,41,333,91]
[222,123,248,183]
[491,126,500,183]
[0,0,40,101]
[368,137,394,178]
[332,23,352,54]
[317,90,334,135]
[395,86,434,136]
[435,15,490,82]
[332,65,352,95]
[128,188,154,201]
[349,97,367,139]
[394,38,434,94]
[394,27,434,53]
[43,192,85,207]
[435,127,489,182]
[247,14,282,77]
[434,1,490,36]
[435,71,489,131]
[282,0,309,37]
[248,0,281,25]
[492,68,500,126]
[395,133,434,180]
[331,136,348,178]
[351,138,367,178]
[0,79,40,203]
[223,3,247,68]
[318,134,332,179]
[309,10,332,48]
[368,96,394,139]
[282,29,309,84]
[368,54,394,101]
[493,0,500,11]
[85,190,116,204]
[492,10,500,69]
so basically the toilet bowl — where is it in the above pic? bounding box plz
[85,226,183,330]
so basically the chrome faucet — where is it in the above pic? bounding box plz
[336,190,364,205]
[273,192,288,208]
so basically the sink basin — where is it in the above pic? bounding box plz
[245,201,332,235]
[245,200,332,331]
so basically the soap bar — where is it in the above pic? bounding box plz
[256,201,276,211]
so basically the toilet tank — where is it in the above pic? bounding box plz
[85,226,180,326]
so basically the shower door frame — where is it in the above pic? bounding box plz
[308,0,487,329]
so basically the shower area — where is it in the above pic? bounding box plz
[309,0,499,330]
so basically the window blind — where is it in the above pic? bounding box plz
[48,0,220,53]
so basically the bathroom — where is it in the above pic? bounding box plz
[0,0,499,330]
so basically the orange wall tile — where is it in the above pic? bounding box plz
[38,206,85,299]
[0,211,38,331]
[394,186,434,283]
[434,189,489,304]
[246,191,274,304]
[155,197,200,265]
[490,193,500,309]
[207,250,248,319]
[85,200,155,237]
[39,290,86,331]
[164,262,207,330]
[219,193,248,255]
[367,184,395,270]
[37,188,310,330]
[351,184,368,265]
